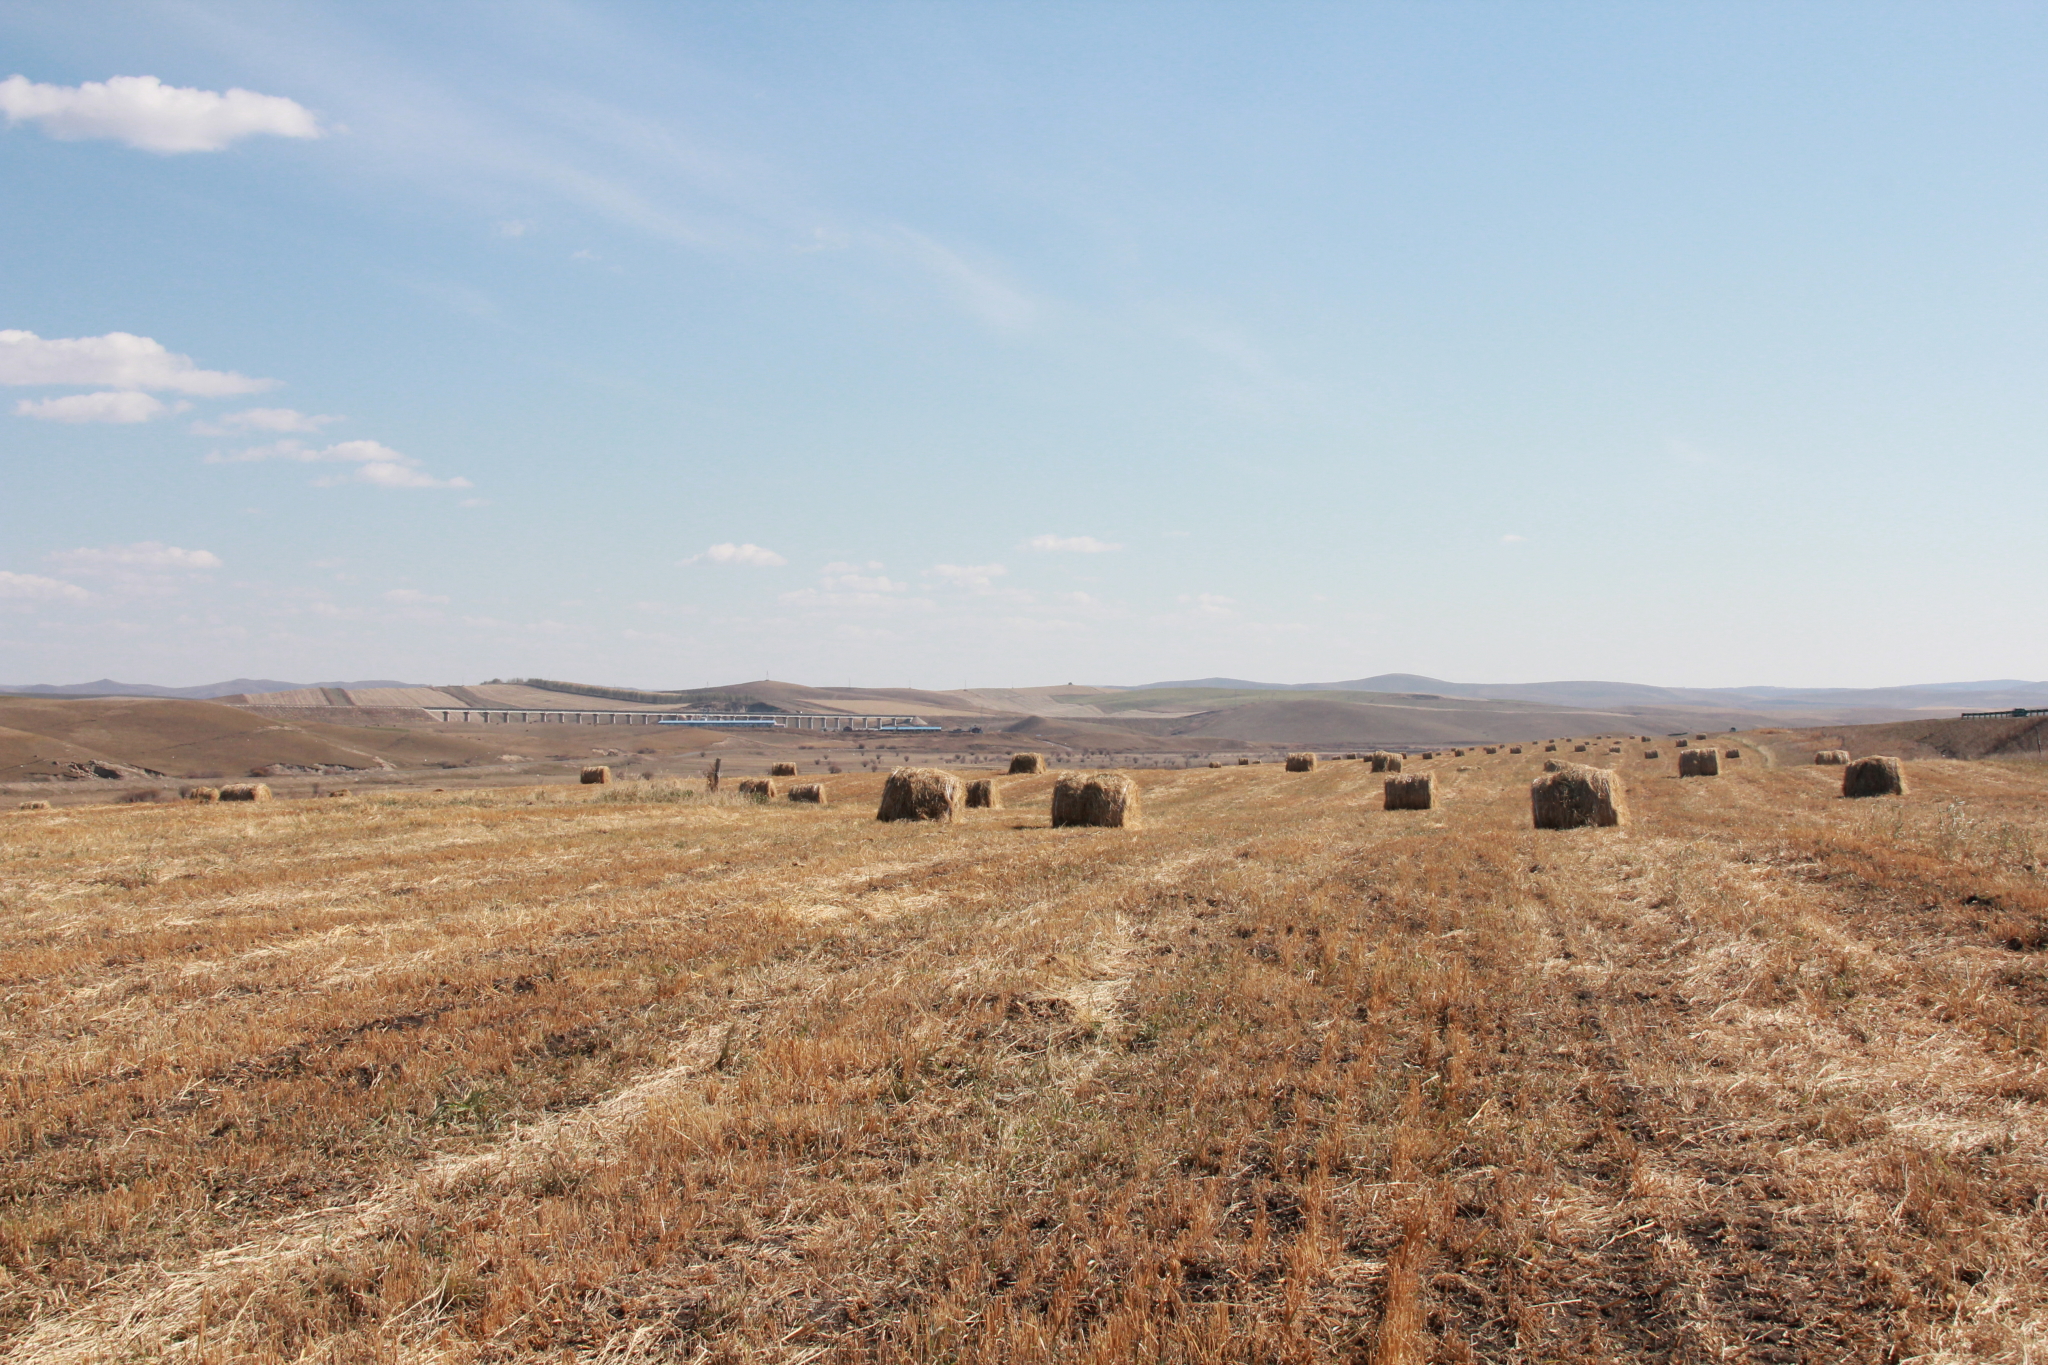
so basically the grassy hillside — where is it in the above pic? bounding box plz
[1,752,2042,1359]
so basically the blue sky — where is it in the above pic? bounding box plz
[2,2,2044,690]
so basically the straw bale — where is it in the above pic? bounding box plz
[1509,746,1523,754]
[17,800,49,811]
[736,778,776,799]
[1678,748,1720,777]
[1484,747,1497,755]
[326,789,351,798]
[183,786,220,802]
[1453,749,1466,757]
[219,783,272,802]
[1842,755,1906,798]
[1284,753,1317,772]
[768,763,798,777]
[1008,753,1045,775]
[1531,764,1628,830]
[1724,748,1741,760]
[1543,744,1557,752]
[1676,739,1689,747]
[1051,772,1141,828]
[1815,749,1850,765]
[1543,759,1563,772]
[1376,754,1405,773]
[965,779,1000,809]
[1643,750,1660,760]
[877,767,961,823]
[787,783,826,804]
[580,765,612,785]
[1237,757,1251,766]
[1573,744,1587,753]
[1208,761,1222,768]
[1383,772,1434,811]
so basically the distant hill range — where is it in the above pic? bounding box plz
[1135,674,2048,715]
[0,679,419,700]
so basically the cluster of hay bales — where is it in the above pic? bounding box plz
[768,762,799,778]
[877,768,961,822]
[1531,764,1628,830]
[736,778,775,798]
[1284,753,1318,772]
[1815,750,1850,766]
[183,786,220,802]
[1050,772,1141,828]
[1384,772,1433,810]
[17,800,49,811]
[1678,749,1720,777]
[787,783,826,804]
[1843,755,1906,798]
[580,766,612,785]
[220,783,272,802]
[1008,753,1045,775]
[965,779,999,809]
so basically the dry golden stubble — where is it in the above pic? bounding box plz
[0,761,2043,1361]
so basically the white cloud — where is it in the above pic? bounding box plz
[1500,533,1527,544]
[206,437,471,490]
[494,220,533,238]
[685,542,786,567]
[821,569,905,593]
[51,542,221,572]
[13,390,181,423]
[891,228,1037,330]
[1176,593,1237,617]
[0,330,275,395]
[190,407,339,435]
[0,570,88,601]
[383,588,450,604]
[0,74,321,153]
[1024,534,1123,554]
[928,563,1007,590]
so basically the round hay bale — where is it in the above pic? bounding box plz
[580,766,612,785]
[1008,753,1045,775]
[1678,749,1720,777]
[17,800,50,811]
[1815,749,1850,766]
[219,783,272,802]
[1531,764,1627,829]
[183,786,220,802]
[1051,772,1141,828]
[1284,753,1317,772]
[1208,761,1223,768]
[877,767,961,822]
[1842,755,1905,798]
[1383,772,1433,811]
[736,778,776,799]
[787,783,826,804]
[965,778,1000,809]
[768,762,798,778]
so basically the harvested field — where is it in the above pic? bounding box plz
[0,754,2046,1362]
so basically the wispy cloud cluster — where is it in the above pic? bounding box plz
[50,542,222,572]
[205,438,472,489]
[12,391,186,423]
[1024,534,1122,554]
[685,543,787,567]
[0,329,275,396]
[927,563,1007,590]
[0,570,88,601]
[190,407,340,435]
[0,74,322,153]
